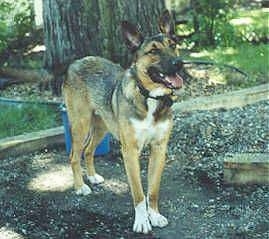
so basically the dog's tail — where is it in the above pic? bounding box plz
[47,59,76,96]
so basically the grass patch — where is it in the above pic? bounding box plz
[188,43,269,87]
[0,103,62,139]
[178,7,268,88]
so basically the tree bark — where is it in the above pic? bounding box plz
[42,0,165,94]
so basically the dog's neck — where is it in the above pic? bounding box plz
[128,67,174,108]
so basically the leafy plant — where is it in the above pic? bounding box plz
[229,9,269,43]
[189,0,235,47]
[178,3,268,48]
[0,0,34,54]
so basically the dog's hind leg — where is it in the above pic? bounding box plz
[64,88,93,195]
[69,117,93,195]
[84,114,107,185]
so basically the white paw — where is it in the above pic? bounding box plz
[75,184,92,195]
[87,174,104,185]
[148,207,168,228]
[133,198,152,234]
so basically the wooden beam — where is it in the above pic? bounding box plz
[0,127,65,159]
[173,84,269,112]
[224,153,269,185]
[0,68,53,90]
[0,97,61,105]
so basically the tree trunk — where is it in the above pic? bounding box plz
[42,0,165,95]
[190,0,201,46]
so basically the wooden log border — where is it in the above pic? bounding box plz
[224,153,269,185]
[0,127,65,159]
[0,84,268,158]
[173,83,269,112]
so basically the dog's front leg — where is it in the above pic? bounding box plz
[120,134,152,234]
[147,134,171,228]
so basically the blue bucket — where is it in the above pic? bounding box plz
[60,104,110,156]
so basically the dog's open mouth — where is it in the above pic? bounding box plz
[147,67,183,89]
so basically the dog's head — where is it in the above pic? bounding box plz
[121,10,183,98]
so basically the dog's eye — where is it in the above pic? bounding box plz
[146,48,160,55]
[169,43,176,49]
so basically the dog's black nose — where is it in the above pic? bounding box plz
[172,58,183,68]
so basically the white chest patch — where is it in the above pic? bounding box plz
[130,98,170,150]
[149,87,167,98]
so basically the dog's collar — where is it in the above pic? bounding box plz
[130,66,174,107]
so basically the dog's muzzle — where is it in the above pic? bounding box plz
[147,61,184,90]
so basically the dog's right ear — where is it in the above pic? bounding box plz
[121,21,144,52]
[158,10,175,36]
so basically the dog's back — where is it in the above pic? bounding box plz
[63,56,124,134]
[66,56,123,108]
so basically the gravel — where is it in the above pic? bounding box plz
[0,99,268,239]
[171,100,268,184]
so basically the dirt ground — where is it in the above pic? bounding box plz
[0,101,268,239]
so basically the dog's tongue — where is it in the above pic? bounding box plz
[165,74,183,89]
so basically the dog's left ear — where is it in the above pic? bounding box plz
[158,10,175,36]
[121,21,144,52]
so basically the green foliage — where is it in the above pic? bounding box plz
[0,0,34,53]
[213,8,269,47]
[190,0,234,46]
[178,4,269,49]
[229,9,269,43]
[0,103,61,139]
[0,2,11,51]
[183,5,269,88]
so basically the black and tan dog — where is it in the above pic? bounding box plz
[63,10,184,234]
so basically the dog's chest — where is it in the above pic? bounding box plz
[130,98,170,149]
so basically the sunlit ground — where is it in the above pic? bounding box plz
[230,17,253,25]
[190,47,238,59]
[0,226,24,239]
[101,179,129,195]
[28,165,73,192]
[187,48,242,86]
[27,162,128,194]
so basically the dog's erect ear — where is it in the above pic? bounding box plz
[158,10,175,36]
[121,21,144,52]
